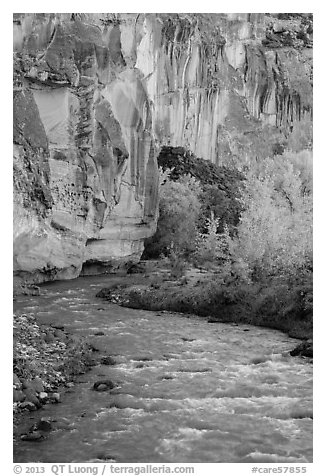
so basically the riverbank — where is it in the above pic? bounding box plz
[13,274,313,463]
[97,262,313,357]
[13,268,164,419]
[13,313,96,416]
[13,258,312,421]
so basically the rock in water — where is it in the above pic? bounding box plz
[22,389,41,408]
[93,380,116,392]
[19,402,37,411]
[290,340,313,358]
[31,419,53,433]
[52,393,61,403]
[31,377,44,393]
[21,431,44,441]
[13,390,26,403]
[38,392,48,400]
[100,356,116,366]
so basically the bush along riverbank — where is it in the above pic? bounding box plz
[13,313,96,416]
[96,263,312,358]
[122,146,313,358]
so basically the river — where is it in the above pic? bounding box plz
[13,276,313,463]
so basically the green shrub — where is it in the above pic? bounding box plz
[146,146,312,295]
[193,149,312,283]
[169,248,188,279]
[194,214,232,275]
[143,174,202,258]
[157,146,245,233]
[286,117,313,152]
[280,149,313,194]
[198,183,244,234]
[233,174,312,281]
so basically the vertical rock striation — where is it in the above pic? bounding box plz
[13,13,159,283]
[13,13,312,283]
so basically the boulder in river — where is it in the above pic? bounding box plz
[23,389,41,407]
[290,340,313,358]
[93,380,116,392]
[13,390,26,403]
[250,355,269,365]
[52,392,61,403]
[13,373,22,390]
[96,453,117,461]
[100,356,116,366]
[19,401,37,411]
[52,417,72,430]
[31,377,45,393]
[38,392,48,401]
[32,419,53,432]
[21,431,44,441]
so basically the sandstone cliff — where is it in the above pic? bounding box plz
[13,13,312,283]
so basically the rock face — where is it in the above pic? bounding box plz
[13,13,312,283]
[290,340,313,358]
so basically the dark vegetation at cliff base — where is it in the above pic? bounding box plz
[143,146,246,258]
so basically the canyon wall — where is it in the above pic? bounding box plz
[13,13,312,283]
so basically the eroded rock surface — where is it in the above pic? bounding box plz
[13,13,312,283]
[14,13,159,283]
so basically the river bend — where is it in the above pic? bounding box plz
[13,276,313,463]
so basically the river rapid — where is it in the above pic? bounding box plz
[13,276,313,463]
